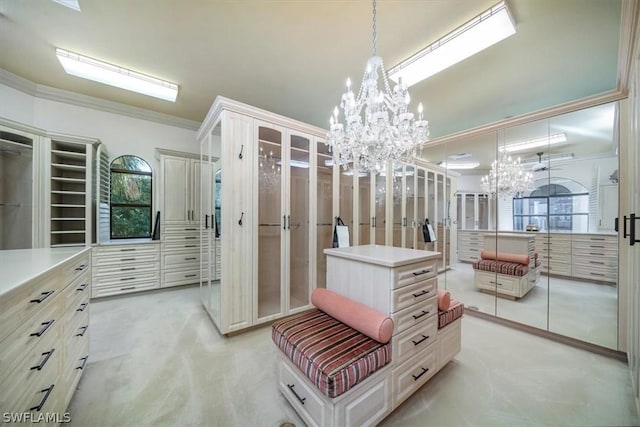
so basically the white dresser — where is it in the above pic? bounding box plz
[324,245,454,415]
[91,241,160,298]
[0,247,91,421]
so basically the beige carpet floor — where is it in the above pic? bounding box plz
[67,285,639,427]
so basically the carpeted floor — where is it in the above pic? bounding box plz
[67,285,639,427]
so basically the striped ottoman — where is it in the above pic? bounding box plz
[272,308,392,399]
[438,300,464,329]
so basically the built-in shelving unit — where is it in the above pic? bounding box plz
[49,140,92,247]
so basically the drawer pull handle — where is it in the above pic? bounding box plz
[589,245,605,248]
[30,384,54,412]
[120,286,136,291]
[590,237,606,241]
[412,334,430,346]
[76,303,88,312]
[30,291,54,304]
[185,228,197,231]
[412,269,431,276]
[185,274,197,278]
[589,261,605,265]
[412,310,430,320]
[412,290,430,298]
[77,356,89,370]
[30,349,55,371]
[121,258,136,261]
[75,264,88,271]
[75,325,88,337]
[589,252,604,256]
[489,281,503,286]
[590,272,605,276]
[120,277,136,281]
[76,283,89,291]
[412,367,430,381]
[286,384,306,405]
[185,245,197,248]
[30,320,55,337]
[185,236,197,240]
[121,267,136,271]
[185,257,197,261]
[120,248,136,252]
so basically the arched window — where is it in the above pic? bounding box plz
[110,155,152,239]
[513,180,589,232]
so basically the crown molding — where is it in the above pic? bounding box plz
[617,0,640,93]
[0,68,200,131]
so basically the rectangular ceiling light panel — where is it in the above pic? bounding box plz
[388,1,516,86]
[56,48,178,102]
[502,133,567,153]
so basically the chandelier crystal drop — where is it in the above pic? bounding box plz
[326,0,430,173]
[258,145,281,193]
[481,151,534,199]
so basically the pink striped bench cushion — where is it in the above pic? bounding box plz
[472,259,529,276]
[272,308,392,398]
[438,300,464,329]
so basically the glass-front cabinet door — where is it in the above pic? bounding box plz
[405,165,416,248]
[256,124,284,320]
[288,132,311,312]
[373,172,386,244]
[316,141,333,289]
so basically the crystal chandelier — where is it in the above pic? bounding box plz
[326,0,430,173]
[481,150,534,199]
[258,145,281,193]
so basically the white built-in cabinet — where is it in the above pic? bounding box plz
[344,164,457,271]
[0,118,102,249]
[157,149,209,288]
[197,97,330,334]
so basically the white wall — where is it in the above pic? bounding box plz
[1,82,200,214]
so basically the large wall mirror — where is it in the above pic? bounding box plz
[423,101,620,350]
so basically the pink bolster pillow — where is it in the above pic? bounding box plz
[311,288,394,344]
[480,250,529,265]
[437,289,451,311]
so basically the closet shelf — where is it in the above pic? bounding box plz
[51,230,86,234]
[51,163,87,171]
[52,217,85,221]
[51,177,86,183]
[52,190,86,195]
[51,149,86,159]
[51,243,85,248]
[51,204,85,208]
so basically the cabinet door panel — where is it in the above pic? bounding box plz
[162,157,189,224]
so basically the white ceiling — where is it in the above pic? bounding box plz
[0,0,622,142]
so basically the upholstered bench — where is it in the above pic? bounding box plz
[271,308,392,399]
[273,288,463,427]
[473,251,541,299]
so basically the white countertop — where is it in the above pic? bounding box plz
[323,245,439,267]
[0,247,90,297]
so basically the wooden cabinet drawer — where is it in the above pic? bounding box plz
[162,241,201,251]
[93,270,159,287]
[0,320,61,409]
[475,271,519,293]
[279,357,327,427]
[391,297,437,335]
[92,249,159,267]
[0,299,62,383]
[162,231,200,242]
[391,315,438,363]
[571,265,617,282]
[93,262,159,277]
[162,251,201,269]
[62,272,91,312]
[393,260,437,289]
[0,271,64,343]
[92,279,159,298]
[392,344,437,407]
[334,370,391,427]
[61,252,91,287]
[391,277,437,313]
[161,269,203,288]
[161,225,201,234]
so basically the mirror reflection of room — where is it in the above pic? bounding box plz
[423,101,620,349]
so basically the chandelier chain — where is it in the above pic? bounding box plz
[326,0,430,173]
[372,0,377,57]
